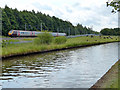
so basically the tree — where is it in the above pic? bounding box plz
[100,28,120,35]
[106,0,120,36]
[1,6,98,36]
[106,0,120,13]
[2,9,11,36]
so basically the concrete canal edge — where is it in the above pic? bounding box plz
[90,59,119,89]
[2,41,119,59]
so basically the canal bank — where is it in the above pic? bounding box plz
[2,41,119,59]
[2,36,119,59]
[90,59,119,89]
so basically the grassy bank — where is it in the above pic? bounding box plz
[91,59,120,89]
[1,36,119,58]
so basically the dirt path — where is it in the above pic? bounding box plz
[90,60,119,89]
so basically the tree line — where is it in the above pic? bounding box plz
[102,0,120,36]
[1,5,98,36]
[100,28,120,35]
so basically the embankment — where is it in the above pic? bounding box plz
[1,36,119,59]
[90,59,119,89]
[2,41,119,59]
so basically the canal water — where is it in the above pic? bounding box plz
[1,42,119,88]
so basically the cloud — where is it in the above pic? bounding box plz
[0,0,118,32]
[61,0,118,31]
[72,2,80,8]
[65,6,73,13]
[53,8,64,17]
[32,2,52,11]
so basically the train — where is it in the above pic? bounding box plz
[8,30,66,37]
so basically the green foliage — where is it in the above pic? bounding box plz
[2,5,98,36]
[2,40,10,47]
[2,36,119,57]
[34,32,53,45]
[100,28,120,35]
[106,0,120,13]
[1,39,19,47]
[54,36,67,44]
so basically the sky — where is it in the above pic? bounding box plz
[0,0,118,32]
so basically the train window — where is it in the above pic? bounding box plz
[21,32,24,34]
[14,31,17,34]
[25,32,29,34]
[9,31,13,33]
[12,31,17,35]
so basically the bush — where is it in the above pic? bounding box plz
[54,36,67,44]
[2,40,10,47]
[34,32,54,45]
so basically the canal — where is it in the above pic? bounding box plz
[1,42,119,88]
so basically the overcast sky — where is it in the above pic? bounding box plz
[0,0,118,32]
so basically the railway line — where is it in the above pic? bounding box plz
[2,34,99,40]
[1,30,100,45]
[1,29,100,40]
[1,37,33,40]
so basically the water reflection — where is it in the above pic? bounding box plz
[1,42,119,88]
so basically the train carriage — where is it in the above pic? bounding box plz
[8,30,66,37]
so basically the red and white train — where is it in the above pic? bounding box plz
[8,30,66,37]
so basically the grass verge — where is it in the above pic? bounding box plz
[90,59,120,89]
[1,36,119,58]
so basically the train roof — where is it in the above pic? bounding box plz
[10,30,66,34]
